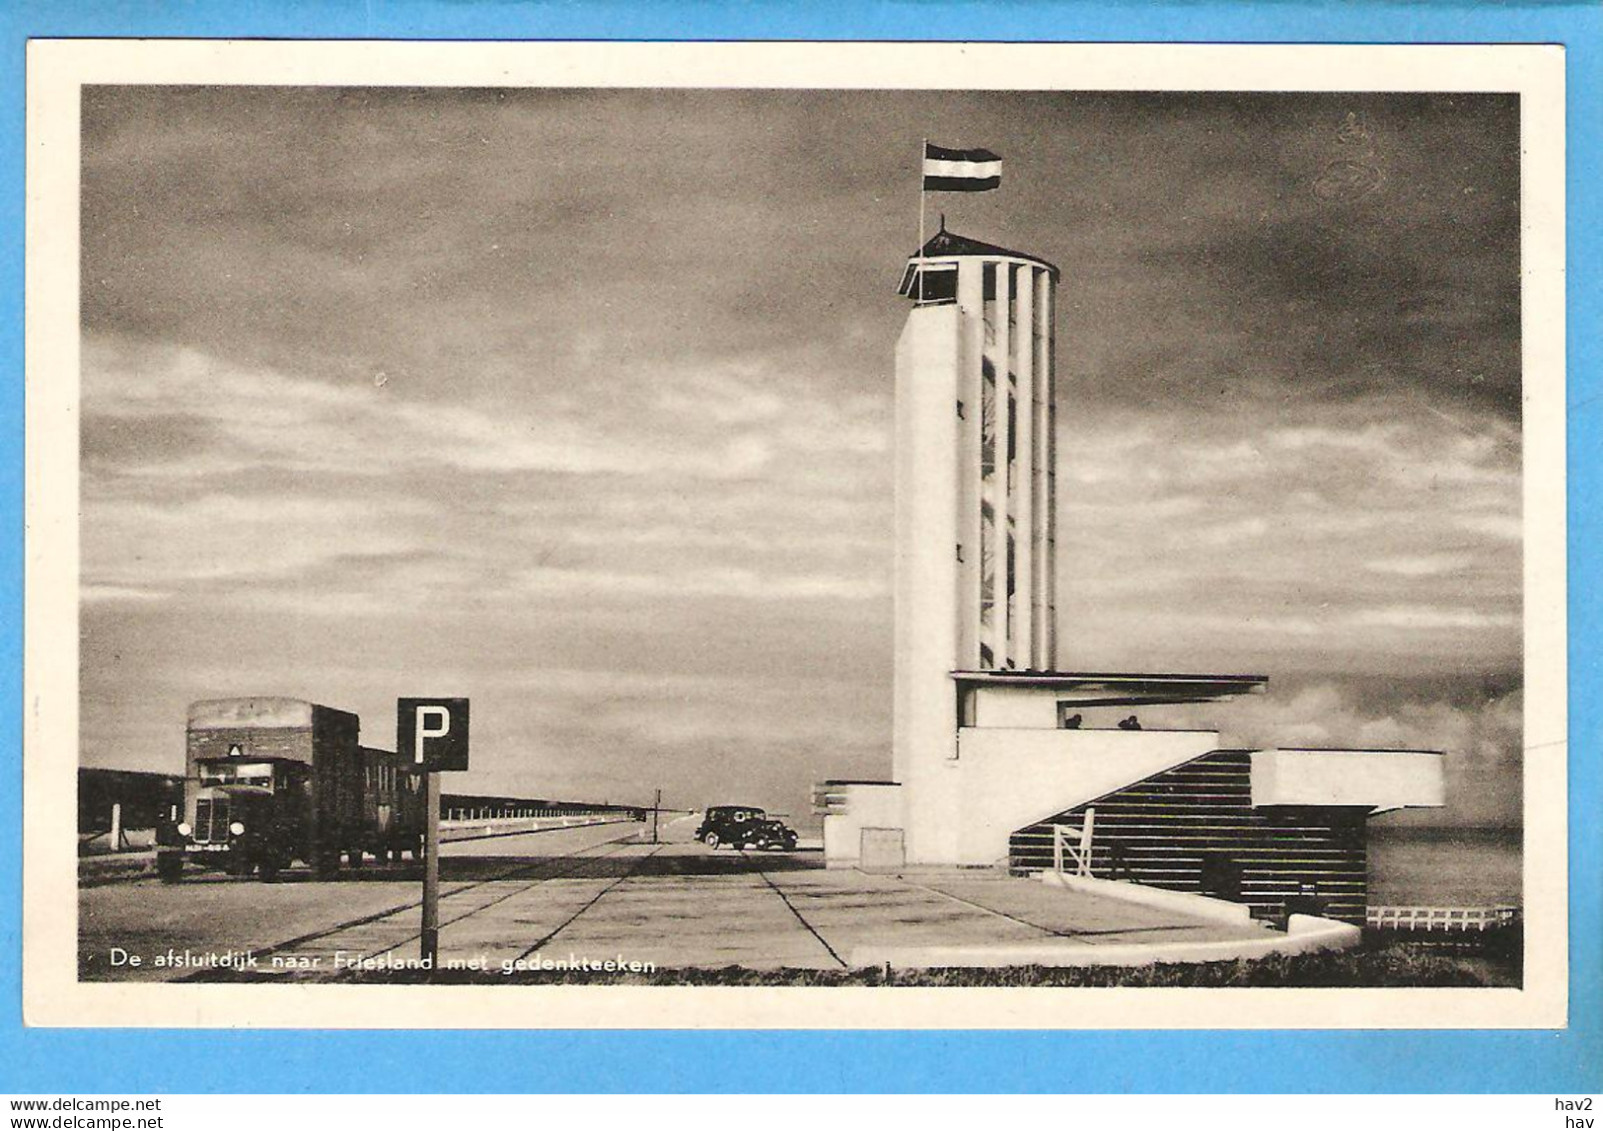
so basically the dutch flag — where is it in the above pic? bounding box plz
[922,142,1002,192]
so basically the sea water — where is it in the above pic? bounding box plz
[1366,826,1522,907]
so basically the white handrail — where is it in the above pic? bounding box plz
[1050,808,1096,877]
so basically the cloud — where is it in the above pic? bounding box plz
[75,87,1524,822]
[1054,397,1521,675]
[515,565,886,603]
[80,584,166,604]
[85,338,735,481]
[1365,554,1474,577]
[81,335,895,621]
[1352,606,1520,631]
[1217,681,1520,757]
[1148,677,1523,826]
[1455,514,1524,541]
[83,492,435,591]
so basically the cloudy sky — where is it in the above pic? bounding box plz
[79,87,1522,825]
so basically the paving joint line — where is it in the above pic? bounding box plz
[901,877,1083,940]
[907,879,1215,940]
[175,827,641,981]
[744,852,848,969]
[351,840,642,965]
[904,880,1231,944]
[510,845,664,962]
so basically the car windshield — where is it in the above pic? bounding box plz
[712,807,764,821]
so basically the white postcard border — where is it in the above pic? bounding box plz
[23,38,1568,1030]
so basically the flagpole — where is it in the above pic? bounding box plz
[917,137,927,302]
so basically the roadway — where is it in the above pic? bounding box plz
[78,811,1274,981]
[78,819,646,981]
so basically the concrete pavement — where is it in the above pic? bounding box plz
[424,842,1270,974]
[80,810,1280,981]
[78,820,641,981]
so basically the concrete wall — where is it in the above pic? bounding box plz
[952,728,1222,866]
[892,255,1061,866]
[1031,265,1056,667]
[822,783,905,867]
[1251,748,1446,808]
[893,303,964,865]
[970,685,1060,728]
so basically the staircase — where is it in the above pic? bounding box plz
[1010,749,1370,923]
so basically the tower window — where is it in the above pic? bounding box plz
[910,266,957,305]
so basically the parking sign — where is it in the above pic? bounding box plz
[397,697,470,771]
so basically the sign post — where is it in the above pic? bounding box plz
[422,771,442,961]
[398,697,470,972]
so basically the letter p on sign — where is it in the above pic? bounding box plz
[397,698,470,771]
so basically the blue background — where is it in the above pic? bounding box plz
[0,0,1597,1095]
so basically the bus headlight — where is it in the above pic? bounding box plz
[229,821,246,835]
[176,822,191,837]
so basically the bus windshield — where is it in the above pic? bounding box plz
[198,761,275,788]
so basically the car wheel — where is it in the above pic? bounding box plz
[156,855,183,884]
[704,832,720,849]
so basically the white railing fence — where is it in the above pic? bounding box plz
[1365,905,1521,933]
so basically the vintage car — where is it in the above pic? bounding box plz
[727,816,799,852]
[696,805,798,851]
